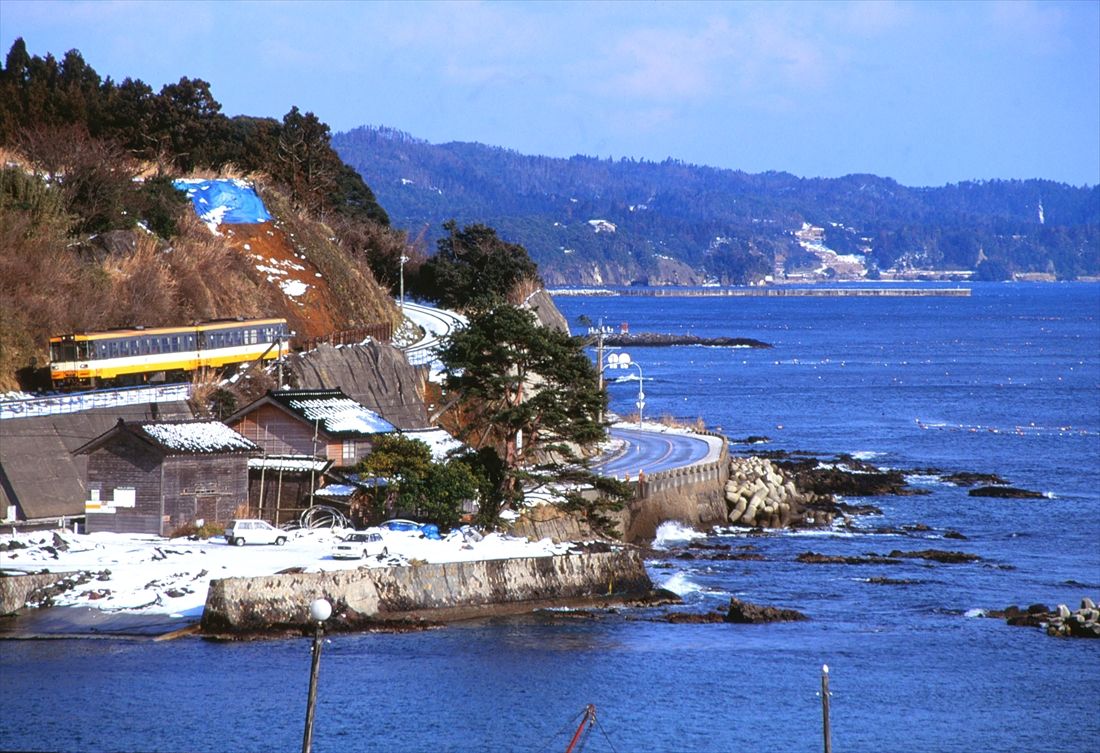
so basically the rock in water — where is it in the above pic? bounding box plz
[724,597,808,623]
[967,486,1045,499]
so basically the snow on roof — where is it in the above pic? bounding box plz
[247,456,329,472]
[271,391,396,436]
[315,484,357,498]
[138,421,257,454]
[400,428,464,461]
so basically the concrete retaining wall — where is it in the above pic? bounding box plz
[0,572,76,615]
[201,549,652,636]
[616,432,730,542]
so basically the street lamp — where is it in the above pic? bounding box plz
[301,597,332,753]
[606,352,644,429]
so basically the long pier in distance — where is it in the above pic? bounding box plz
[613,287,971,297]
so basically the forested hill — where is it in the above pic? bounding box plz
[0,39,405,391]
[333,126,1100,285]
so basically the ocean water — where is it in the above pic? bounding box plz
[2,283,1098,753]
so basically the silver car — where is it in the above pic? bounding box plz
[332,531,388,560]
[224,519,287,547]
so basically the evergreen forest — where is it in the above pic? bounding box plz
[334,126,1100,285]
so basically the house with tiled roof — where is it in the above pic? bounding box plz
[226,389,396,468]
[74,419,258,535]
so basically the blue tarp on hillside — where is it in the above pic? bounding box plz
[172,178,272,225]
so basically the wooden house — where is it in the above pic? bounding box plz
[75,419,257,536]
[226,389,396,468]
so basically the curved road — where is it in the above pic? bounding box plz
[593,427,721,478]
[400,301,467,365]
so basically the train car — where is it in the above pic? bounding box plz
[48,318,290,389]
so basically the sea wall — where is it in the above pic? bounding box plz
[201,549,652,636]
[617,433,730,542]
[0,572,76,615]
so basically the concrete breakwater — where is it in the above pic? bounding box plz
[616,287,970,297]
[724,456,832,527]
[201,549,653,636]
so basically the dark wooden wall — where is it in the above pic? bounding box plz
[85,433,163,535]
[229,404,374,466]
[85,432,250,536]
[161,454,250,532]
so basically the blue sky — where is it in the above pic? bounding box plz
[3,0,1098,186]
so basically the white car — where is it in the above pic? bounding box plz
[331,531,388,560]
[224,519,287,547]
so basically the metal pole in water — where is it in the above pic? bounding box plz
[302,599,331,753]
[821,664,832,753]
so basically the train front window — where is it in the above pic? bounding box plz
[51,342,75,362]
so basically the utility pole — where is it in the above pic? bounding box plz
[588,319,612,424]
[309,418,319,511]
[399,254,409,312]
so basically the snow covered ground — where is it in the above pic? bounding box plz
[0,527,573,622]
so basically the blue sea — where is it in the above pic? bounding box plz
[2,283,1098,753]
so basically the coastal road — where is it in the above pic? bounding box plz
[593,426,721,478]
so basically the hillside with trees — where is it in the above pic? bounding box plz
[333,126,1100,285]
[0,39,406,391]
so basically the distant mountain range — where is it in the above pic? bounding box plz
[333,126,1100,285]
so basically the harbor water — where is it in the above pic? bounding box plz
[2,282,1098,752]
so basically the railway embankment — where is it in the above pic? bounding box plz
[200,549,656,637]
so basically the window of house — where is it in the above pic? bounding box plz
[343,440,357,463]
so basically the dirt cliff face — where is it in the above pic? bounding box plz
[285,340,429,429]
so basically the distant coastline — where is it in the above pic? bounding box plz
[550,286,972,298]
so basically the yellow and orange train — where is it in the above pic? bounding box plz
[48,318,289,389]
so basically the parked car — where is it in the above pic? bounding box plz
[378,519,421,532]
[332,531,388,560]
[224,519,287,546]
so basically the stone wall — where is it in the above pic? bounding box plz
[0,572,76,615]
[201,549,652,636]
[509,504,591,542]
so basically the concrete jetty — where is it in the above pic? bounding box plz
[616,287,970,297]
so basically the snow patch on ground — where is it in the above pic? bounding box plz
[0,527,576,621]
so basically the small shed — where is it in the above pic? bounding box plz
[226,389,396,468]
[75,419,258,536]
[246,454,333,526]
